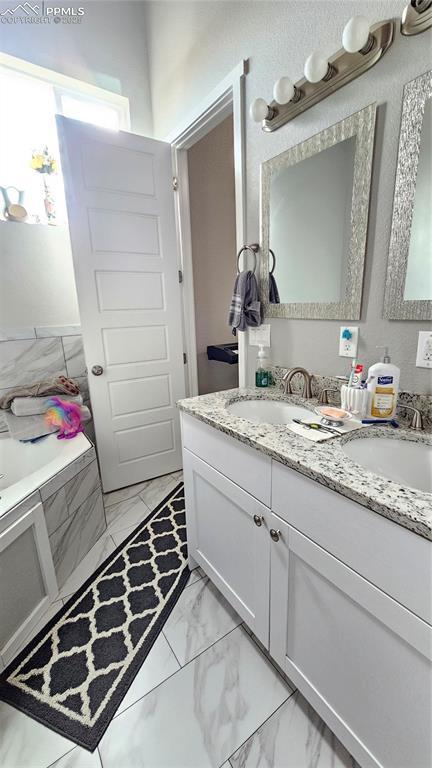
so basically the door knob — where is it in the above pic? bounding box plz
[270,528,281,542]
[253,514,264,527]
[91,365,104,376]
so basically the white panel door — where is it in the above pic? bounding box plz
[57,117,185,491]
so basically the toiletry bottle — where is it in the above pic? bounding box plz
[255,346,269,388]
[348,363,363,388]
[366,347,400,419]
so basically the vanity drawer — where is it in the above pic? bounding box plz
[272,460,432,624]
[181,413,271,505]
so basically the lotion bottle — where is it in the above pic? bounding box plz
[366,347,400,419]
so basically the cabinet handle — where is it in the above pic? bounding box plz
[253,514,264,527]
[270,528,281,542]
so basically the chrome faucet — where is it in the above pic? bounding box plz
[397,404,424,431]
[281,367,313,398]
[318,388,340,405]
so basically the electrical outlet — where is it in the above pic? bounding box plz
[339,326,358,358]
[416,331,432,368]
[249,324,271,347]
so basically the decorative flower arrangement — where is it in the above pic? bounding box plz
[31,147,58,175]
[31,146,58,223]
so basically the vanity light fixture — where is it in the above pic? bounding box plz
[304,51,334,84]
[273,77,301,105]
[342,16,375,54]
[401,0,432,35]
[251,16,394,132]
[249,97,276,122]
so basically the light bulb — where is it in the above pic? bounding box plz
[273,77,295,105]
[342,16,371,53]
[250,97,270,122]
[304,51,330,83]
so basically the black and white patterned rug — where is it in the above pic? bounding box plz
[0,482,189,751]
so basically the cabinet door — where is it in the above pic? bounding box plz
[0,502,58,666]
[269,513,432,768]
[183,448,270,646]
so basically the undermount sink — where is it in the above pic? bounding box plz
[342,437,432,493]
[226,398,313,425]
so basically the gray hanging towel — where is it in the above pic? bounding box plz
[269,273,280,303]
[228,270,261,335]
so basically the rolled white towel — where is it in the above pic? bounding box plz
[11,394,83,417]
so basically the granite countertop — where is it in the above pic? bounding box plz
[178,387,432,541]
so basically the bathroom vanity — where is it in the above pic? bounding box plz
[179,388,432,768]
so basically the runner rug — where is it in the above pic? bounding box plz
[0,482,189,751]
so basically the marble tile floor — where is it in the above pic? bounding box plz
[0,470,359,768]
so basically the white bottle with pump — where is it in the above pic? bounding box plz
[366,346,400,419]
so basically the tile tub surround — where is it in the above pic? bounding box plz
[3,437,107,591]
[45,459,106,588]
[1,445,106,591]
[43,458,102,537]
[0,325,94,442]
[0,325,86,393]
[177,388,432,540]
[0,338,67,391]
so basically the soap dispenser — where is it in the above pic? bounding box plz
[255,345,270,388]
[366,346,400,419]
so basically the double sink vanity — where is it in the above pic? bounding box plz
[177,67,432,767]
[178,387,432,768]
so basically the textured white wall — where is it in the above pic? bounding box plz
[0,222,80,326]
[145,0,432,393]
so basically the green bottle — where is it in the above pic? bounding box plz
[255,345,269,388]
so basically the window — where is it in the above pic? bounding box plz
[60,94,121,131]
[0,54,129,225]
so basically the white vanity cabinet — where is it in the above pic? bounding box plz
[269,514,431,768]
[183,448,271,645]
[181,413,432,768]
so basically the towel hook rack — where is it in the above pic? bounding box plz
[269,249,276,275]
[236,243,259,274]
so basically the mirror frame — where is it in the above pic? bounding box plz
[260,103,377,320]
[384,70,432,320]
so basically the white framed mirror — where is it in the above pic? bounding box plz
[384,70,432,320]
[260,103,377,320]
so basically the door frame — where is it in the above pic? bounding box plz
[165,60,248,395]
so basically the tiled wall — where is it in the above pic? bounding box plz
[0,325,94,442]
[39,451,106,588]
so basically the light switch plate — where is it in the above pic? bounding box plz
[339,326,358,358]
[249,324,271,347]
[416,331,432,368]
